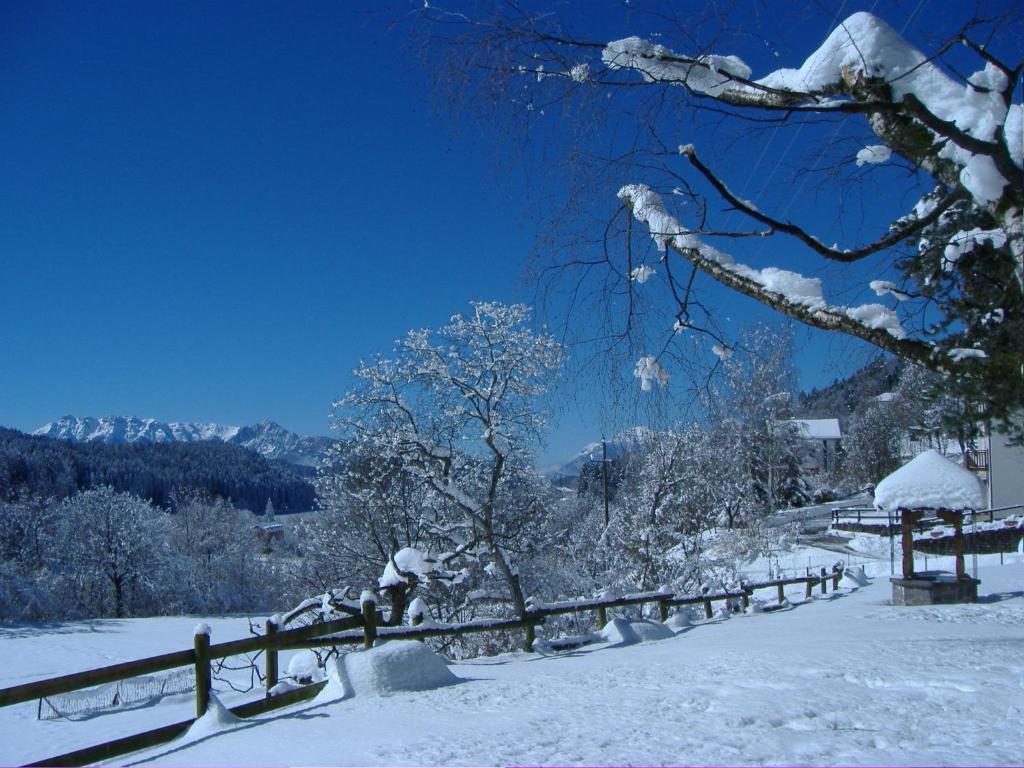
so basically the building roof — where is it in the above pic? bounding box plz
[788,418,842,440]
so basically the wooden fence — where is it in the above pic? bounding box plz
[832,505,1024,546]
[832,504,1024,528]
[3,566,843,767]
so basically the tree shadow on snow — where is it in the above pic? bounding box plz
[0,619,124,639]
[977,589,1024,604]
[121,700,336,765]
[121,719,265,766]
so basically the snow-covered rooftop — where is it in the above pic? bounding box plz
[789,418,842,440]
[873,449,985,512]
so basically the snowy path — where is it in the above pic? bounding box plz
[3,559,1023,766]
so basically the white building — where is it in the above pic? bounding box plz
[788,418,842,474]
[985,429,1024,510]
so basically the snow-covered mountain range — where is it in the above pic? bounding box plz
[546,427,654,481]
[34,416,336,468]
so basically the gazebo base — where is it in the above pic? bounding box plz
[891,573,979,606]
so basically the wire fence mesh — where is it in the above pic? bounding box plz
[37,667,195,720]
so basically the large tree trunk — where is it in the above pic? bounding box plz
[112,576,125,618]
[480,525,533,650]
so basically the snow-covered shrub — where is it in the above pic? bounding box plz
[286,650,324,684]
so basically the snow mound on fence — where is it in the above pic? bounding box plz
[599,617,675,644]
[313,659,352,704]
[664,609,693,629]
[185,694,241,740]
[842,565,870,588]
[342,641,460,697]
[629,619,675,641]
[598,617,640,644]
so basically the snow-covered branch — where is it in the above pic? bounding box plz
[617,184,930,358]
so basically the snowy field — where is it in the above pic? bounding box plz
[2,547,1023,766]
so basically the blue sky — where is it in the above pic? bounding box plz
[0,1,1013,464]
[1,3,536,439]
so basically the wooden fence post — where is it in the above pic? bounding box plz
[776,583,785,604]
[193,625,211,718]
[740,585,750,612]
[361,591,378,650]
[820,567,828,595]
[805,576,813,599]
[523,617,537,652]
[832,565,842,590]
[265,618,278,697]
[658,599,670,623]
[703,598,713,619]
[596,606,607,629]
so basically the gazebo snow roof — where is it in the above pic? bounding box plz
[873,449,985,512]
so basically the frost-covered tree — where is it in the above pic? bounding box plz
[165,492,267,613]
[840,401,907,488]
[425,4,1023,438]
[0,498,57,620]
[602,425,715,591]
[300,442,468,626]
[893,363,976,454]
[696,424,762,530]
[840,361,978,485]
[708,326,809,514]
[332,302,562,631]
[51,487,170,618]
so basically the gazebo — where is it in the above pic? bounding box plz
[874,449,984,606]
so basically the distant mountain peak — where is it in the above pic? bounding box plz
[33,415,335,468]
[546,427,653,480]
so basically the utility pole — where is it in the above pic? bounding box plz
[602,437,610,529]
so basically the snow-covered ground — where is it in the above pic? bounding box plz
[3,549,1023,766]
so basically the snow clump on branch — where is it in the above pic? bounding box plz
[856,145,892,166]
[634,356,669,391]
[602,37,751,96]
[380,547,437,589]
[630,264,656,284]
[604,12,1021,207]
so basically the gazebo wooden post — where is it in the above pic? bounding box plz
[900,509,924,578]
[937,509,966,580]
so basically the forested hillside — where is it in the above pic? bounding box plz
[796,357,904,424]
[0,427,316,512]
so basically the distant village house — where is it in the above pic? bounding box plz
[787,418,842,475]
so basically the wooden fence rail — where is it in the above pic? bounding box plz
[0,648,197,709]
[26,681,330,768]
[7,565,842,767]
